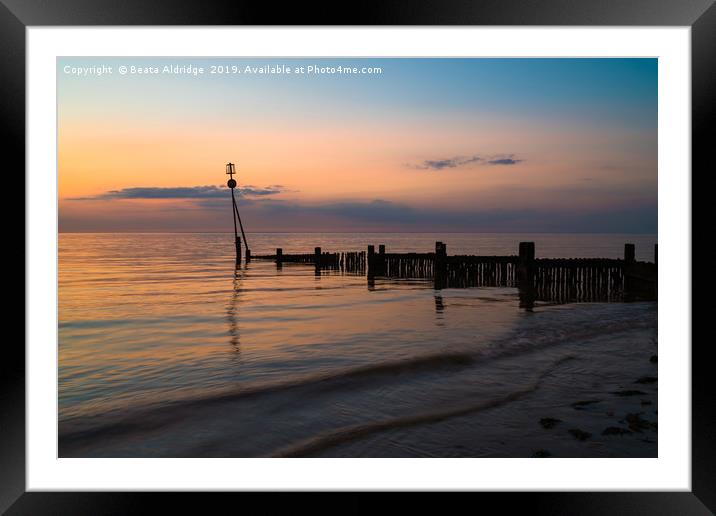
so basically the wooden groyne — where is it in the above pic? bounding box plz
[252,247,367,274]
[253,241,657,302]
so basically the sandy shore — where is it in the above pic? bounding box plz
[312,320,658,458]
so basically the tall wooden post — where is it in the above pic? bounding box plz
[276,248,283,263]
[367,245,375,277]
[315,247,322,267]
[624,243,635,264]
[435,241,447,289]
[519,242,535,260]
[654,243,658,266]
[517,242,536,310]
[373,244,386,275]
[518,242,535,287]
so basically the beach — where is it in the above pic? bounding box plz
[304,323,658,458]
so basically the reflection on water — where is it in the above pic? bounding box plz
[434,295,445,326]
[226,266,243,356]
[58,233,657,457]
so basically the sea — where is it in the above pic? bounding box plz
[58,233,658,457]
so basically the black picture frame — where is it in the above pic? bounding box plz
[4,0,711,513]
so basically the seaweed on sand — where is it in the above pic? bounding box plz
[539,417,562,429]
[624,413,657,433]
[568,429,592,441]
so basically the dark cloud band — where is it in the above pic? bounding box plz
[411,154,523,170]
[486,158,522,165]
[69,185,286,201]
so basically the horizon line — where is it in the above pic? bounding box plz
[57,230,658,235]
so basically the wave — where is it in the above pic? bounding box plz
[59,351,476,450]
[271,355,575,457]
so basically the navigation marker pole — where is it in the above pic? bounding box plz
[226,162,250,264]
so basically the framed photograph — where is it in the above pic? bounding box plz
[7,0,712,512]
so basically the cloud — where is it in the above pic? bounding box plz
[412,155,483,170]
[60,180,656,234]
[59,195,657,234]
[486,157,523,166]
[409,154,523,170]
[239,185,287,196]
[69,184,286,201]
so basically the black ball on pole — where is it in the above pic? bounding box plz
[227,178,237,189]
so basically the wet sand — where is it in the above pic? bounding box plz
[311,325,657,458]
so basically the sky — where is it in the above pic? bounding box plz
[57,57,657,233]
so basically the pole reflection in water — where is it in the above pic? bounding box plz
[434,295,445,326]
[226,264,245,357]
[518,286,536,312]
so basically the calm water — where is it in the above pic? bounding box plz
[58,233,658,457]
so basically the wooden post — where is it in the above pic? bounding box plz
[654,243,658,266]
[624,243,635,263]
[235,236,241,264]
[377,245,386,275]
[434,241,447,289]
[519,241,535,261]
[315,247,322,267]
[276,248,283,263]
[245,249,251,262]
[367,245,375,277]
[517,242,536,310]
[518,242,535,288]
